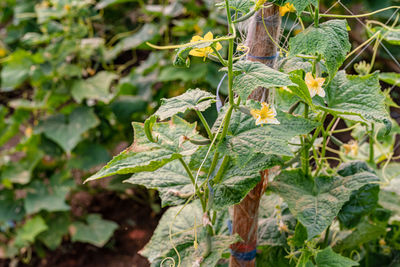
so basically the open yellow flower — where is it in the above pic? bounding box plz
[250,103,280,125]
[280,3,296,16]
[305,72,325,98]
[343,140,358,156]
[189,32,222,61]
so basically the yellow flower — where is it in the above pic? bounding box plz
[343,140,358,156]
[305,72,325,98]
[255,0,267,9]
[0,48,6,57]
[64,4,71,11]
[280,3,296,16]
[189,32,222,61]
[250,103,280,125]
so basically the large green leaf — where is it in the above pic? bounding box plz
[319,71,390,127]
[36,106,100,153]
[86,116,202,181]
[0,50,43,91]
[125,160,202,207]
[212,153,282,210]
[24,171,74,214]
[289,20,350,78]
[155,88,215,120]
[214,107,319,164]
[37,213,70,250]
[285,0,318,14]
[70,214,118,247]
[140,201,237,267]
[270,169,379,238]
[71,71,118,104]
[315,247,359,267]
[228,60,295,102]
[14,215,48,248]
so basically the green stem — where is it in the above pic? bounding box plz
[195,110,213,140]
[368,36,381,74]
[178,158,206,210]
[220,105,233,140]
[212,156,230,184]
[211,46,227,66]
[369,123,375,165]
[233,9,256,23]
[225,0,235,106]
[315,116,337,175]
[314,3,319,27]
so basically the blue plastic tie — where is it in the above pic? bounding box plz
[230,249,257,261]
[248,52,279,61]
[227,219,233,234]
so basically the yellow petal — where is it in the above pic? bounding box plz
[189,49,206,57]
[190,35,203,42]
[204,32,213,41]
[215,42,222,51]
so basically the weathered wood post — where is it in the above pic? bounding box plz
[229,4,281,267]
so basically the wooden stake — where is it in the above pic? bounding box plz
[229,5,281,267]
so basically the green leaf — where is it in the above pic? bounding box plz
[155,88,215,120]
[289,20,350,78]
[285,0,318,14]
[96,0,134,9]
[0,50,42,91]
[319,71,390,127]
[105,24,159,60]
[0,143,44,185]
[379,72,400,86]
[214,107,319,164]
[86,116,202,181]
[213,153,283,210]
[159,64,208,82]
[70,214,118,247]
[140,201,237,266]
[315,247,359,267]
[333,220,386,252]
[71,71,118,104]
[125,160,201,207]
[37,213,70,250]
[256,246,295,267]
[35,106,100,153]
[290,222,308,247]
[270,169,379,238]
[14,215,48,248]
[216,0,252,13]
[371,26,400,45]
[337,162,379,228]
[0,191,25,225]
[338,184,379,228]
[67,142,111,171]
[24,171,74,214]
[228,61,295,102]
